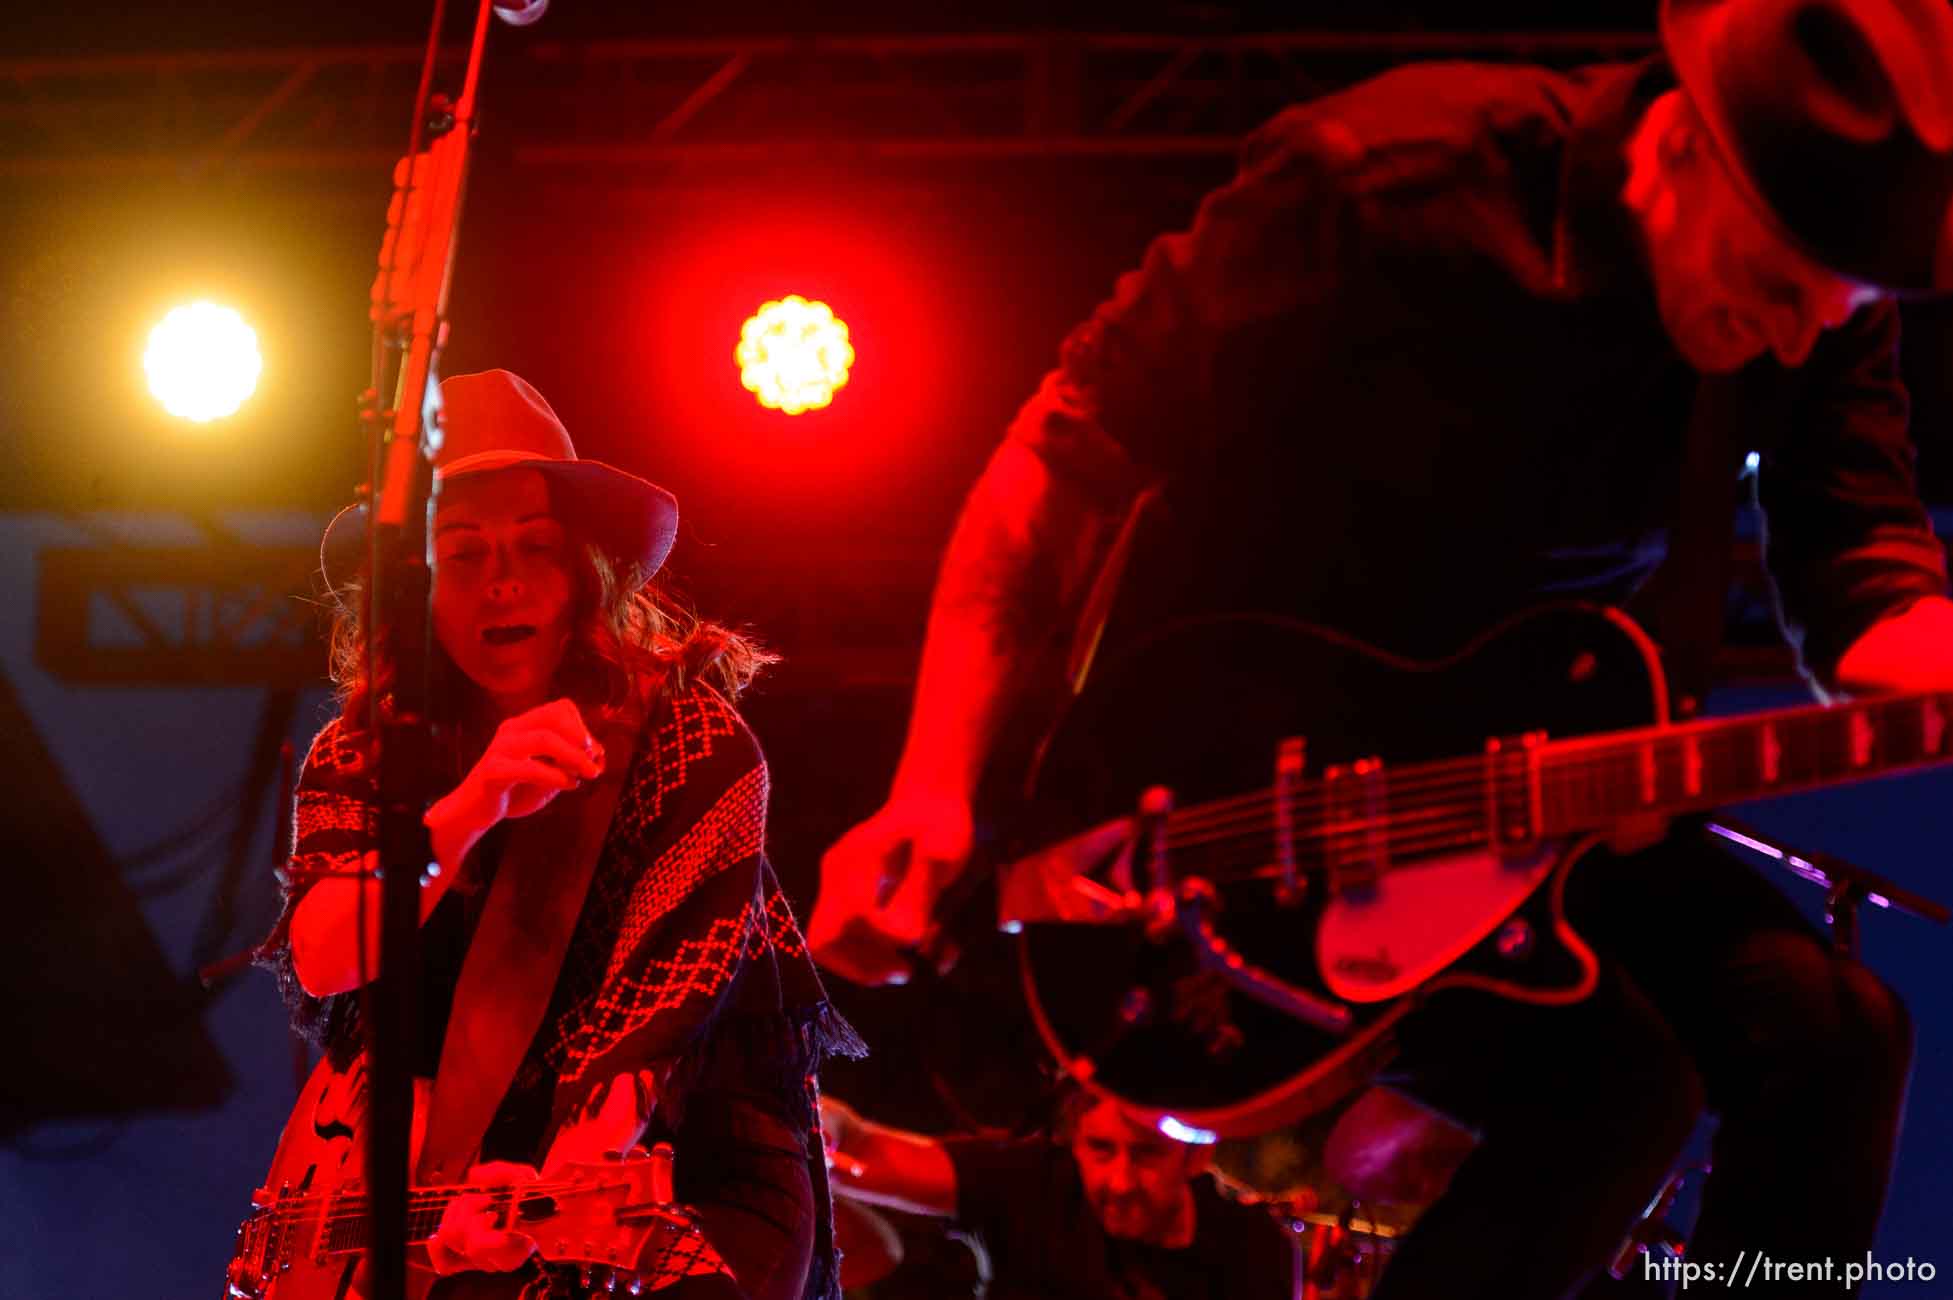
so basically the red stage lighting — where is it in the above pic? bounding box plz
[735,295,855,415]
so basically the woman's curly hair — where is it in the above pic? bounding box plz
[327,516,775,772]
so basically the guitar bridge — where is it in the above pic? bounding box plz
[1483,731,1545,850]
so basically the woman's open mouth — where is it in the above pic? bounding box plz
[481,624,538,647]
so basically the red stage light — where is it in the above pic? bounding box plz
[735,295,855,415]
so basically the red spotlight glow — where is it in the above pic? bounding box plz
[735,295,855,414]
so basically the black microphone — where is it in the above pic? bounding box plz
[493,0,548,26]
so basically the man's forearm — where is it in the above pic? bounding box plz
[828,1116,960,1218]
[891,439,1128,803]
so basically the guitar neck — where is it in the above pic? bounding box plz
[1535,689,1953,836]
[311,1181,565,1257]
[1158,689,1953,875]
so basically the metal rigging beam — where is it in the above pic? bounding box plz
[0,31,1657,179]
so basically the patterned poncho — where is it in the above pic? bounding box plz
[262,679,865,1299]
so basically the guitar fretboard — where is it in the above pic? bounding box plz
[321,1194,456,1252]
[1159,690,1953,878]
[1536,691,1953,837]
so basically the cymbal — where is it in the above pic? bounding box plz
[1322,1085,1477,1207]
[833,1196,904,1289]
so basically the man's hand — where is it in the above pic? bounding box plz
[428,1161,541,1276]
[808,792,974,985]
[818,1095,854,1153]
[1833,595,1953,695]
[819,1096,867,1181]
[809,1094,959,1217]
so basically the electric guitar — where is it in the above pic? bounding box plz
[1003,603,1949,1137]
[223,1052,699,1299]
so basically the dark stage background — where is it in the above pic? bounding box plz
[2,3,1950,1296]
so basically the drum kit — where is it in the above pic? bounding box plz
[822,1080,1701,1298]
[822,810,1935,1297]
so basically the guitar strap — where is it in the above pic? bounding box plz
[1632,372,1756,718]
[415,709,641,1183]
[1064,483,1166,697]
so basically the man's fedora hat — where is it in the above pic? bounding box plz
[1662,0,1953,293]
[320,369,679,594]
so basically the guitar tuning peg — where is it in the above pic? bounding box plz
[580,1266,594,1290]
[625,1274,644,1296]
[602,1267,619,1292]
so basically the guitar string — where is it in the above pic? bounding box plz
[1141,736,1911,884]
[1178,822,1491,873]
[255,1177,629,1236]
[1128,746,1821,883]
[1154,703,1923,841]
[268,1174,631,1212]
[1157,739,1902,859]
[1165,801,1476,858]
[1152,725,1724,828]
[1022,712,1923,897]
[1159,746,1663,838]
[1144,828,1509,890]
[268,1193,533,1242]
[1163,689,1932,831]
[1130,812,1497,879]
[1150,725,1894,850]
[1155,760,1611,851]
[1162,725,1868,837]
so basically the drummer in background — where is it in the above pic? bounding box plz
[819,1087,1301,1299]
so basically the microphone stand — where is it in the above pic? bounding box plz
[361,4,512,1297]
[1702,816,1949,958]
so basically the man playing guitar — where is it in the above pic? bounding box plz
[810,1,1953,1295]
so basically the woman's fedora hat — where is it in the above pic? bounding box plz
[1662,0,1953,293]
[320,369,679,594]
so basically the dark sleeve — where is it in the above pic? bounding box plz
[543,684,775,1127]
[258,714,374,1053]
[1756,300,1947,685]
[940,1135,1060,1237]
[1212,1196,1300,1299]
[1005,107,1358,497]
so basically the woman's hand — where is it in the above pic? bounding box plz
[428,1161,541,1276]
[540,1069,661,1177]
[427,698,606,879]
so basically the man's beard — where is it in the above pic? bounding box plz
[1095,1192,1170,1243]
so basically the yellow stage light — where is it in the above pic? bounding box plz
[735,296,854,415]
[143,301,263,423]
